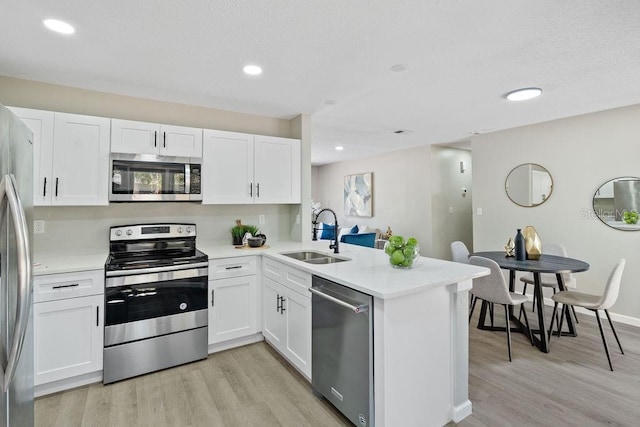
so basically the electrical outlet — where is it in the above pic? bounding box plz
[476,207,483,216]
[34,220,45,234]
[259,214,265,225]
[296,214,301,224]
[449,206,454,214]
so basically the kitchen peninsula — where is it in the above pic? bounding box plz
[33,240,488,426]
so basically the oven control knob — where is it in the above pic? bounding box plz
[186,227,193,234]
[126,229,133,236]
[115,230,122,237]
[177,227,183,233]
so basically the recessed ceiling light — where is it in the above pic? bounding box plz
[505,87,542,101]
[335,146,344,151]
[243,65,262,76]
[390,64,407,72]
[43,19,75,35]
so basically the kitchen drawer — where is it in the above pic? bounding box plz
[34,270,104,303]
[263,258,311,298]
[209,256,257,280]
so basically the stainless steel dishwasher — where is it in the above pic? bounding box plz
[310,275,374,427]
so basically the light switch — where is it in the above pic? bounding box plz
[476,207,483,216]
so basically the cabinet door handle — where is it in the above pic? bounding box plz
[52,283,79,290]
[276,293,281,312]
[211,289,215,307]
[96,306,100,327]
[55,177,59,197]
[225,265,242,270]
[43,177,47,197]
[256,183,260,198]
[163,132,166,148]
[249,183,253,197]
[280,297,286,314]
[154,131,157,148]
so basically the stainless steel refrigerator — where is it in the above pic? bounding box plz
[0,103,34,426]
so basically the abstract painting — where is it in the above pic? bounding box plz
[344,172,373,217]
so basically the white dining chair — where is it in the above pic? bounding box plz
[469,256,533,361]
[451,241,487,323]
[519,243,579,323]
[548,259,625,371]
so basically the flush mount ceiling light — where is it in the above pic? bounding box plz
[390,64,407,72]
[243,65,262,76]
[324,100,337,106]
[43,19,75,35]
[335,146,344,151]
[505,87,542,101]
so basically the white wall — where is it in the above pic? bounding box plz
[472,103,640,321]
[430,146,473,260]
[313,145,434,255]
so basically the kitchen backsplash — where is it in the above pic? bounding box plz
[33,203,296,255]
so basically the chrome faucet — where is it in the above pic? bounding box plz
[312,208,339,253]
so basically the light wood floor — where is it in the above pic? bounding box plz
[37,306,640,426]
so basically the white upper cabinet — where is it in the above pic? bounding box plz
[7,107,54,205]
[254,135,301,204]
[111,119,203,158]
[202,130,254,204]
[10,108,110,206]
[202,130,301,204]
[52,113,111,205]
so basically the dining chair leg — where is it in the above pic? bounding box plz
[548,302,559,341]
[571,306,579,324]
[469,295,478,323]
[604,309,624,354]
[504,304,512,362]
[520,303,534,345]
[469,293,475,309]
[531,289,536,312]
[594,309,614,371]
[489,303,494,327]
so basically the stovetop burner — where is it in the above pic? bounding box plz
[105,223,208,273]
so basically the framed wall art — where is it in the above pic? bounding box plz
[344,172,373,217]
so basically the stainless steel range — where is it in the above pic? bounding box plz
[103,223,208,384]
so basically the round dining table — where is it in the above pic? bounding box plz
[471,251,590,353]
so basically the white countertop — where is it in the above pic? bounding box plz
[33,240,488,300]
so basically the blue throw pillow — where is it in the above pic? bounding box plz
[320,223,335,239]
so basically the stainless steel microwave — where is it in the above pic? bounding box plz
[109,154,202,202]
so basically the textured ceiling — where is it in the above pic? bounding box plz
[2,1,640,165]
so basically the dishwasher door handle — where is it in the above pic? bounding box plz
[309,287,369,313]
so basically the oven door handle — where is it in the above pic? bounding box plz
[105,261,209,277]
[106,266,208,288]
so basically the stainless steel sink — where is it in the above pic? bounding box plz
[280,251,350,264]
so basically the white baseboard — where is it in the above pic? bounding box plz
[207,333,264,354]
[35,371,102,398]
[525,294,640,328]
[452,400,473,423]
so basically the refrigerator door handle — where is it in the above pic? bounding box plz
[0,174,32,393]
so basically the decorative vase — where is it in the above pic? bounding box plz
[383,239,420,269]
[505,237,515,257]
[514,229,526,261]
[232,236,243,246]
[523,226,542,260]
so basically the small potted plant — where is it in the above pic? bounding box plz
[231,219,246,246]
[230,220,260,246]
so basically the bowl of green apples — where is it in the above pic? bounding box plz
[384,235,420,268]
[623,210,638,224]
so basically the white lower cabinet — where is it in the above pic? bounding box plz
[262,259,311,378]
[33,270,104,388]
[208,256,259,346]
[208,275,258,344]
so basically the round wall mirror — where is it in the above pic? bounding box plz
[505,163,553,207]
[592,177,640,231]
